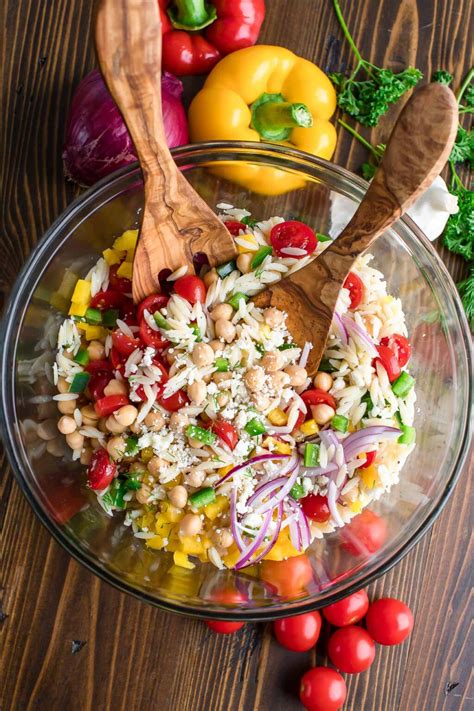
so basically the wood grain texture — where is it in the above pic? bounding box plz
[95,0,236,303]
[1,1,472,710]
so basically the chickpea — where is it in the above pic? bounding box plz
[185,468,206,488]
[114,404,138,427]
[57,377,69,394]
[81,404,99,423]
[166,350,177,365]
[216,392,229,408]
[211,527,233,549]
[244,366,266,392]
[80,447,93,466]
[103,379,128,397]
[211,303,233,321]
[87,340,105,361]
[269,370,290,390]
[192,342,214,367]
[313,372,333,392]
[147,456,164,477]
[136,484,151,505]
[37,419,59,441]
[284,365,308,388]
[169,412,189,432]
[65,431,84,450]
[264,307,285,328]
[261,351,285,373]
[215,318,236,343]
[46,438,65,457]
[188,380,207,405]
[236,253,252,274]
[105,416,126,434]
[129,461,145,474]
[251,392,271,412]
[209,339,222,353]
[57,399,76,415]
[179,513,202,536]
[107,435,126,460]
[37,402,57,420]
[311,403,336,425]
[203,373,212,384]
[98,417,109,433]
[187,437,205,449]
[203,268,218,288]
[57,415,77,435]
[212,371,232,384]
[168,485,188,509]
[144,411,165,431]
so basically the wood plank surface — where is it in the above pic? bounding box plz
[1,1,472,709]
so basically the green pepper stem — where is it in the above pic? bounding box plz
[254,101,313,134]
[168,0,216,31]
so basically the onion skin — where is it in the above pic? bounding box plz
[62,69,189,186]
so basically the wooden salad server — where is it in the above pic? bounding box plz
[95,0,237,303]
[253,83,458,375]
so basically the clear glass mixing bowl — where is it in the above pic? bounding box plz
[1,143,471,619]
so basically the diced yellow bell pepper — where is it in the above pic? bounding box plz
[155,514,173,537]
[263,529,300,561]
[223,544,241,568]
[218,464,233,478]
[140,447,154,463]
[360,464,379,489]
[178,536,204,556]
[350,500,362,513]
[236,232,258,253]
[146,534,165,550]
[173,551,195,569]
[116,261,133,280]
[76,323,105,340]
[267,408,288,426]
[299,419,319,436]
[163,505,185,524]
[203,494,228,520]
[137,511,155,531]
[263,436,292,455]
[50,293,69,313]
[125,248,135,263]
[71,279,91,305]
[113,229,139,251]
[68,302,88,318]
[102,248,124,266]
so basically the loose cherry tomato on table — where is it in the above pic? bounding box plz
[365,598,414,645]
[108,264,132,293]
[137,294,169,323]
[299,667,347,711]
[173,275,207,304]
[158,389,189,412]
[273,611,322,652]
[87,448,117,490]
[328,626,376,673]
[139,318,170,350]
[341,510,387,556]
[94,394,130,418]
[301,494,331,523]
[301,388,337,411]
[224,220,246,236]
[270,220,318,258]
[205,588,246,634]
[373,344,401,383]
[359,450,376,469]
[322,589,369,627]
[112,330,141,357]
[260,554,313,598]
[380,333,411,367]
[210,419,238,450]
[343,271,364,310]
[206,620,245,634]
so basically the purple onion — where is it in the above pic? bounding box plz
[332,312,349,345]
[342,315,378,357]
[343,426,401,461]
[248,503,285,566]
[234,509,273,570]
[215,453,289,488]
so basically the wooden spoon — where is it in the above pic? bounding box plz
[94,0,237,304]
[253,83,458,375]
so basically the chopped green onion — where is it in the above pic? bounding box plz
[124,476,142,491]
[74,348,90,366]
[290,481,306,500]
[227,292,249,310]
[101,479,127,510]
[215,357,229,372]
[125,435,139,457]
[102,308,119,328]
[216,260,236,278]
[398,425,416,445]
[245,417,267,437]
[250,245,273,269]
[241,216,258,227]
[185,424,216,445]
[278,342,298,351]
[318,358,338,373]
[153,312,170,330]
[316,232,333,242]
[68,371,90,393]
[332,414,349,433]
[85,307,102,325]
[189,487,216,508]
[190,323,202,342]
[304,442,320,467]
[255,342,265,355]
[392,371,415,398]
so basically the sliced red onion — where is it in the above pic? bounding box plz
[215,453,289,487]
[319,429,340,449]
[248,464,299,515]
[298,342,312,368]
[301,463,338,477]
[327,480,345,527]
[288,511,302,551]
[286,497,311,551]
[234,508,273,570]
[332,312,349,345]
[230,489,245,552]
[342,316,378,357]
[247,503,284,566]
[343,426,401,461]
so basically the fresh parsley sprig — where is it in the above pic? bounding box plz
[458,266,474,328]
[330,0,423,127]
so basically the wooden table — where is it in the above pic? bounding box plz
[1,1,472,709]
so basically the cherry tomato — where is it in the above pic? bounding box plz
[260,555,313,598]
[365,598,414,645]
[173,275,206,304]
[139,318,169,349]
[94,394,130,418]
[158,389,189,412]
[137,294,169,323]
[274,611,322,652]
[87,448,117,490]
[323,589,369,627]
[224,220,246,236]
[301,494,331,523]
[299,667,347,711]
[205,620,245,634]
[359,450,376,469]
[112,330,141,356]
[120,298,138,326]
[108,264,132,293]
[85,359,113,373]
[210,419,238,450]
[88,370,113,401]
[373,345,401,383]
[41,471,87,525]
[270,220,318,258]
[341,510,387,556]
[328,626,376,673]
[90,289,125,311]
[135,362,168,401]
[343,271,364,310]
[291,409,306,431]
[301,388,337,411]
[110,347,125,373]
[380,333,411,368]
[205,588,247,634]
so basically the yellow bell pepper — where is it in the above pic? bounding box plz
[267,408,288,426]
[71,279,91,305]
[116,261,133,280]
[262,436,292,455]
[189,46,337,195]
[113,229,139,251]
[68,302,88,318]
[103,248,124,266]
[299,419,319,436]
[173,551,195,570]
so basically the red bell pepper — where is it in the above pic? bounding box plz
[158,0,266,76]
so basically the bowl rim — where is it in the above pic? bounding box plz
[1,141,472,620]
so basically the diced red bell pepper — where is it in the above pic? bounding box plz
[210,419,238,450]
[158,389,189,412]
[95,394,129,418]
[90,289,126,311]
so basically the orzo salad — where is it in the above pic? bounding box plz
[53,205,416,570]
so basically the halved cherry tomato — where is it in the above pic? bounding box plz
[85,359,113,373]
[173,275,206,304]
[365,598,414,645]
[341,510,387,556]
[299,667,347,711]
[380,333,411,367]
[137,294,169,323]
[343,272,364,310]
[87,448,117,490]
[120,298,138,326]
[158,389,189,412]
[260,555,313,598]
[135,362,168,401]
[139,318,169,349]
[95,394,129,418]
[274,611,322,652]
[322,589,369,627]
[112,330,141,356]
[224,220,246,236]
[90,289,125,311]
[110,347,125,373]
[359,450,376,469]
[301,388,337,411]
[41,471,87,525]
[109,264,132,293]
[292,409,306,431]
[373,344,401,383]
[328,626,376,673]
[205,620,245,634]
[88,371,113,401]
[301,494,331,523]
[210,419,238,450]
[270,220,317,258]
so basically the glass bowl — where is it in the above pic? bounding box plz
[1,142,471,620]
